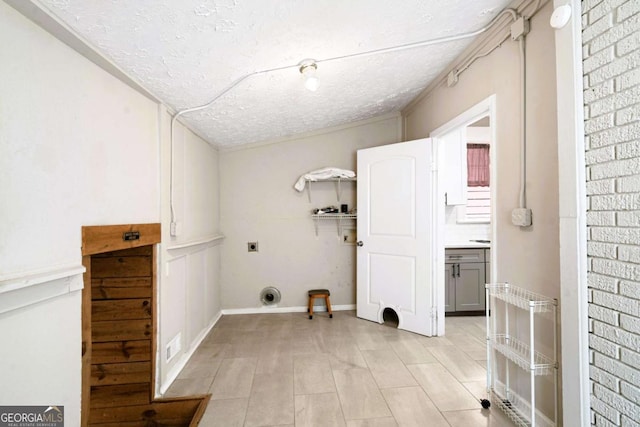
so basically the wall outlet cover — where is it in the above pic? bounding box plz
[511,208,532,227]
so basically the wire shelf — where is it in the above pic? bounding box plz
[490,386,555,427]
[491,335,556,375]
[486,283,556,312]
[311,213,357,220]
[305,177,356,183]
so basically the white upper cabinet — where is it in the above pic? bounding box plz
[440,127,467,205]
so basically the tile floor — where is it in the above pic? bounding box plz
[165,310,516,426]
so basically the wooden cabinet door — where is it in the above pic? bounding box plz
[444,263,456,312]
[455,262,486,311]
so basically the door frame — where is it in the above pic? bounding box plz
[429,95,496,336]
[553,0,590,423]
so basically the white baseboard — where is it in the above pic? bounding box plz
[221,304,356,315]
[158,310,223,396]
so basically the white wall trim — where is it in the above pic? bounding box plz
[165,234,225,251]
[221,304,356,315]
[0,265,85,314]
[553,0,590,425]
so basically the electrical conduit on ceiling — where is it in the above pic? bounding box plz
[168,4,539,234]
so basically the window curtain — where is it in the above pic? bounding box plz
[467,144,490,187]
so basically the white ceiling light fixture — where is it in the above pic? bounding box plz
[299,59,319,92]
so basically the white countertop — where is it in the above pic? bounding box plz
[446,242,491,249]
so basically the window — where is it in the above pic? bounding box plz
[458,142,491,222]
[467,144,490,187]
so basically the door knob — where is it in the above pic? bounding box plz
[356,241,364,247]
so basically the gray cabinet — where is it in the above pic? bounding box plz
[445,248,488,313]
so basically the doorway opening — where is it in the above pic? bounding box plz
[430,95,496,335]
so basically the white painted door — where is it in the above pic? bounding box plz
[356,138,435,336]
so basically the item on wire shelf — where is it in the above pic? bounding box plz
[313,206,340,214]
[294,167,356,191]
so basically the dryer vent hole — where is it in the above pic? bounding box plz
[382,308,399,328]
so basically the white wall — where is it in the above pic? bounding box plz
[219,116,401,310]
[0,1,223,419]
[158,110,222,392]
[404,2,560,420]
[0,2,160,424]
[405,4,560,299]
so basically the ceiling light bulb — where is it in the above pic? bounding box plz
[299,61,319,92]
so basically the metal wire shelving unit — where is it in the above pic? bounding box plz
[311,213,357,236]
[484,282,558,427]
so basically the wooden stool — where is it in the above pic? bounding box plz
[308,289,332,319]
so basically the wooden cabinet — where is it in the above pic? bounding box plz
[440,128,467,205]
[445,248,488,313]
[81,224,208,427]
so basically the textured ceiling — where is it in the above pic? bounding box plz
[37,0,514,148]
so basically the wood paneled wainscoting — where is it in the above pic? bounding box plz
[81,224,209,426]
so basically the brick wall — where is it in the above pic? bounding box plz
[582,0,640,425]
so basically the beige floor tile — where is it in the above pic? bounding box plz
[328,345,368,370]
[333,368,392,420]
[169,313,512,426]
[464,349,488,361]
[391,338,438,364]
[164,376,214,397]
[361,349,417,389]
[225,340,266,358]
[447,332,485,349]
[190,341,230,359]
[462,380,490,400]
[345,418,398,427]
[177,355,223,380]
[418,335,454,348]
[427,346,486,383]
[199,397,248,427]
[244,371,294,427]
[209,357,257,399]
[256,353,294,375]
[355,332,391,351]
[442,408,515,426]
[205,327,238,343]
[407,363,480,411]
[381,386,450,427]
[293,353,336,395]
[290,335,323,355]
[294,393,346,427]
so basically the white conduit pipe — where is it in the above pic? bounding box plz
[168,7,520,228]
[519,36,527,209]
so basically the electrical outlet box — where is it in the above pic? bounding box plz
[248,241,258,252]
[511,17,530,40]
[512,208,532,227]
[447,70,458,87]
[170,221,182,237]
[342,228,357,245]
